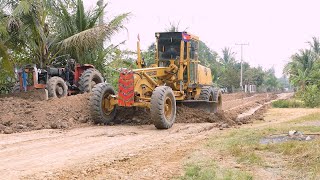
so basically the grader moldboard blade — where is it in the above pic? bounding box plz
[177,100,216,113]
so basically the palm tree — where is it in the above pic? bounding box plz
[284,49,314,90]
[54,0,130,66]
[220,47,236,64]
[291,69,309,91]
[6,0,56,67]
[0,1,13,75]
[308,37,320,56]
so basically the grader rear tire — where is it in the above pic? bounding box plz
[79,68,104,93]
[199,86,222,113]
[47,77,68,98]
[150,86,176,129]
[90,83,116,124]
[213,89,222,113]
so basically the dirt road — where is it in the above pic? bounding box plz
[0,93,282,179]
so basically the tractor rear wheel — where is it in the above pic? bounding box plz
[47,77,68,98]
[79,68,104,93]
[90,83,116,124]
[151,86,176,129]
[12,83,20,93]
[199,86,222,113]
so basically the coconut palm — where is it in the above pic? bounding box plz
[284,49,314,90]
[6,0,56,67]
[220,47,236,64]
[0,1,14,75]
[54,0,130,67]
[308,37,320,56]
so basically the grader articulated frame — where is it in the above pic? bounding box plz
[90,32,222,129]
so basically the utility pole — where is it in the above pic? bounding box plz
[97,0,104,25]
[235,43,249,91]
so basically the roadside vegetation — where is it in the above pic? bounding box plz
[181,161,253,180]
[181,109,320,179]
[284,37,320,107]
[272,99,305,108]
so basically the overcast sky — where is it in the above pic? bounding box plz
[84,0,319,77]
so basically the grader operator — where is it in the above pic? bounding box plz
[90,32,222,129]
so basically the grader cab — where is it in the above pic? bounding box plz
[90,32,222,129]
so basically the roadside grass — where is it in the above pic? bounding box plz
[181,161,253,180]
[207,114,320,179]
[272,99,305,108]
[180,110,320,179]
[288,112,320,124]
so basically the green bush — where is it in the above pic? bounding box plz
[0,71,15,94]
[301,85,320,108]
[272,99,305,108]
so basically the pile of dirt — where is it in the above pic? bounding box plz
[0,92,277,134]
[0,89,48,101]
[112,107,152,125]
[175,105,235,125]
[113,105,236,128]
[0,94,91,134]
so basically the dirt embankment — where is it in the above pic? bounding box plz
[0,94,91,134]
[0,92,277,134]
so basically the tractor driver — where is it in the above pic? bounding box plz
[162,45,179,60]
[66,59,76,85]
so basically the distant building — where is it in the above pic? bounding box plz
[244,84,256,93]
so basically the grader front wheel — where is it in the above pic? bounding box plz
[151,86,176,129]
[90,83,116,124]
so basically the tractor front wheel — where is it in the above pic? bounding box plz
[47,77,68,98]
[90,83,116,124]
[150,86,176,129]
[12,83,20,93]
[79,68,104,93]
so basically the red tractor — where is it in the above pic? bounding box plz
[13,59,104,98]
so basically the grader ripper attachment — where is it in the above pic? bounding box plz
[90,32,222,129]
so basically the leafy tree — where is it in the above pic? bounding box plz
[218,63,240,91]
[243,66,264,86]
[198,41,219,81]
[141,43,155,66]
[263,68,279,92]
[302,85,320,108]
[103,47,136,90]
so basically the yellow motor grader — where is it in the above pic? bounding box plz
[90,32,222,129]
